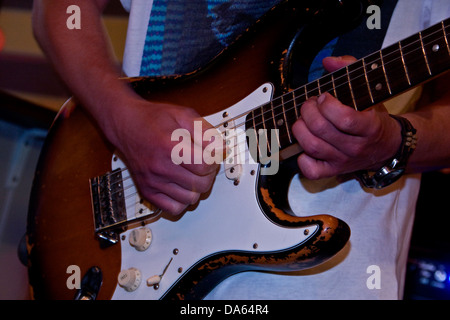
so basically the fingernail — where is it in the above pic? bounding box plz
[318,94,326,104]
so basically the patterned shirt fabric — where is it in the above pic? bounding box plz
[139,0,280,76]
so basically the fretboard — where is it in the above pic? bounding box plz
[246,17,450,152]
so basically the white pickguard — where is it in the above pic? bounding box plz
[110,84,318,299]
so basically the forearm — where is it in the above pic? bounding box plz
[32,0,139,135]
[403,81,450,173]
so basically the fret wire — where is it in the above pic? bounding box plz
[245,31,429,130]
[345,66,358,110]
[419,31,433,75]
[236,34,448,162]
[232,23,447,163]
[399,42,412,85]
[280,94,292,143]
[250,38,443,131]
[251,109,262,158]
[260,104,271,154]
[119,26,442,188]
[362,58,375,104]
[270,100,281,148]
[239,23,450,137]
[367,56,385,99]
[379,50,392,95]
[293,90,299,120]
[331,74,337,98]
[317,79,321,95]
[224,19,445,168]
[442,21,450,56]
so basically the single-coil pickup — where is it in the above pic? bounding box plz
[220,119,243,182]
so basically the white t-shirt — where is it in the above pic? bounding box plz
[119,0,450,299]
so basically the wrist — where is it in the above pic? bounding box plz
[357,115,418,189]
[84,78,143,145]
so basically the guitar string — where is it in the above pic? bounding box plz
[180,25,450,175]
[221,24,450,132]
[111,47,447,213]
[107,24,449,187]
[103,24,450,206]
[213,24,450,148]
[105,24,450,203]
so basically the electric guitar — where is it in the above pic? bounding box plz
[26,0,450,300]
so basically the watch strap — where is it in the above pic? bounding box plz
[357,115,417,189]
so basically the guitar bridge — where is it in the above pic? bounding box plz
[90,168,127,243]
[90,166,162,244]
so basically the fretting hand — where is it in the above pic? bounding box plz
[292,56,402,180]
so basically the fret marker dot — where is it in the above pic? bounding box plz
[375,83,383,91]
[371,63,378,70]
[432,44,440,52]
[277,119,284,126]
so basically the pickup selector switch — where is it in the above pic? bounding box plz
[118,268,142,292]
[128,227,152,251]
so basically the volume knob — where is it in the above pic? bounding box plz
[118,268,141,292]
[129,227,152,251]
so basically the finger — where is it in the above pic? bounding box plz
[185,116,225,154]
[297,153,339,180]
[145,191,189,216]
[292,116,339,162]
[170,131,220,176]
[156,160,217,194]
[298,96,352,160]
[188,142,222,173]
[300,96,343,143]
[307,93,382,160]
[173,109,224,159]
[178,117,224,174]
[175,169,217,194]
[322,55,357,72]
[202,125,227,165]
[140,179,202,214]
[180,161,219,179]
[315,93,374,137]
[157,182,201,205]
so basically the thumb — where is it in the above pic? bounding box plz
[322,55,357,72]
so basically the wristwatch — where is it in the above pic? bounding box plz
[356,115,417,189]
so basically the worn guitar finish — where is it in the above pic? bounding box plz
[26,0,450,300]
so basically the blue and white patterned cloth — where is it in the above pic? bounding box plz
[139,0,280,76]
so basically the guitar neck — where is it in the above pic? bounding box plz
[246,17,450,152]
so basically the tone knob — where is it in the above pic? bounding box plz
[117,268,141,292]
[129,227,152,251]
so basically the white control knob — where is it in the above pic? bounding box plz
[117,268,141,292]
[128,227,152,251]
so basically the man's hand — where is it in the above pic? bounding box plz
[292,56,402,180]
[106,97,220,216]
[33,0,220,216]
